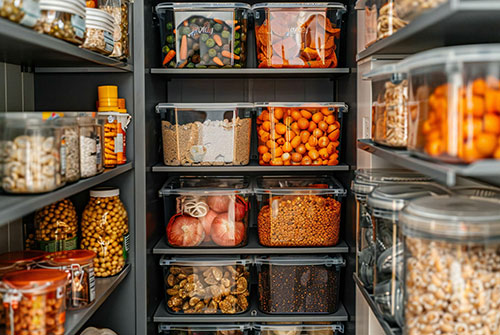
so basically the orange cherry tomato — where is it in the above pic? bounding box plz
[282,142,293,153]
[291,111,302,121]
[258,145,269,154]
[262,152,272,163]
[308,136,318,147]
[308,121,317,133]
[318,121,329,132]
[313,128,323,138]
[300,130,310,144]
[318,148,329,159]
[291,136,301,149]
[312,112,324,124]
[291,153,302,162]
[298,118,309,130]
[325,114,336,124]
[300,109,312,119]
[274,107,284,120]
[301,156,312,165]
[318,136,329,148]
[296,144,306,155]
[276,123,287,135]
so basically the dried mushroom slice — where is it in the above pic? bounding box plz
[237,294,249,310]
[166,288,179,296]
[170,266,182,275]
[167,274,176,287]
[232,277,248,294]
[189,297,200,306]
[187,273,199,283]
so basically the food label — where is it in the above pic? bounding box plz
[115,133,123,154]
[71,15,86,40]
[19,0,41,28]
[188,23,214,38]
[123,233,130,261]
[95,134,102,163]
[89,267,96,302]
[104,31,114,53]
[60,135,67,177]
[37,236,77,252]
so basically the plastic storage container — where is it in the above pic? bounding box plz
[1,269,68,335]
[39,250,96,310]
[253,3,346,68]
[82,7,115,55]
[157,103,252,166]
[401,44,500,163]
[57,117,81,183]
[364,64,408,148]
[256,255,345,314]
[256,103,346,166]
[254,323,345,335]
[80,187,129,277]
[98,0,129,59]
[255,176,346,247]
[77,115,104,178]
[400,196,500,335]
[376,0,407,40]
[159,176,251,248]
[156,3,250,68]
[394,0,447,23]
[0,0,40,27]
[366,183,449,327]
[37,0,87,44]
[159,324,251,335]
[452,185,500,199]
[98,111,121,168]
[363,0,378,48]
[160,256,251,314]
[352,169,430,292]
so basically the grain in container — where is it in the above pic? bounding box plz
[366,183,449,327]
[39,250,96,310]
[156,3,250,68]
[97,0,130,59]
[256,255,345,314]
[159,324,251,335]
[82,7,115,55]
[77,115,104,178]
[400,44,500,163]
[253,3,346,68]
[254,323,344,335]
[0,269,68,335]
[80,187,129,277]
[255,175,346,247]
[37,0,87,44]
[375,0,407,40]
[256,103,347,166]
[160,256,251,314]
[0,0,40,27]
[156,103,252,166]
[159,176,251,248]
[400,196,500,335]
[352,169,430,292]
[394,0,447,23]
[55,116,81,183]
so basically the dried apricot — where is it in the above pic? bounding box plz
[291,153,302,162]
[300,130,310,143]
[291,111,302,121]
[475,133,497,157]
[291,136,301,149]
[282,142,293,153]
[262,152,272,163]
[274,107,284,120]
[313,128,323,138]
[270,158,284,166]
[298,118,309,130]
[484,114,500,135]
[262,121,271,131]
[300,109,312,119]
[318,136,329,148]
[261,110,270,121]
[276,123,287,135]
[273,147,283,158]
[282,152,291,162]
[301,156,312,165]
[296,144,306,155]
[312,112,324,123]
[258,145,269,154]
[308,136,318,147]
[308,121,317,133]
[318,148,329,159]
[291,122,301,134]
[325,114,336,125]
[266,140,277,149]
[328,129,340,142]
[318,121,328,132]
[320,107,332,115]
[285,130,296,142]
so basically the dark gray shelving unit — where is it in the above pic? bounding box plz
[150,68,351,78]
[152,162,350,173]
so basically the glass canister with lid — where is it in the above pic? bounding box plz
[77,115,104,178]
[56,116,81,183]
[400,196,500,335]
[352,168,431,292]
[366,182,449,327]
[0,0,40,27]
[37,0,87,44]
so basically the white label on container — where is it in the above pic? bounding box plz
[56,286,64,299]
[89,267,96,302]
[71,14,86,39]
[115,133,124,154]
[104,31,114,53]
[95,134,102,163]
[60,135,67,177]
[19,0,40,27]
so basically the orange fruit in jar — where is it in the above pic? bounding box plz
[328,158,339,165]
[300,109,312,119]
[312,112,324,124]
[298,118,309,130]
[300,130,310,143]
[283,116,293,126]
[327,124,337,134]
[261,110,270,121]
[461,141,483,162]
[485,89,499,114]
[270,158,284,166]
[494,147,500,159]
[328,129,340,142]
[259,159,265,165]
[273,147,283,158]
[318,148,329,159]
[318,121,329,132]
[320,107,332,115]
[421,120,434,135]
[330,153,339,161]
[425,139,443,157]
[259,132,270,143]
[307,121,317,133]
[301,156,312,165]
[296,144,306,155]
[472,79,487,96]
[475,133,497,157]
[266,140,277,149]
[312,159,322,166]
[274,107,284,120]
[305,143,315,151]
[262,152,272,163]
[291,111,302,121]
[291,153,302,162]
[284,160,291,166]
[332,141,340,148]
[276,123,287,135]
[308,136,318,147]
[313,128,323,138]
[464,96,485,118]
[282,142,293,153]
[308,150,319,160]
[462,118,483,140]
[327,143,335,155]
[282,152,291,162]
[484,113,500,135]
[277,137,285,145]
[291,136,301,149]
[291,122,300,134]
[318,136,329,148]
[487,76,500,89]
[258,145,269,154]
[262,121,271,132]
[285,130,296,142]
[325,114,336,125]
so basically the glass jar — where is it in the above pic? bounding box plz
[367,183,449,327]
[82,8,115,55]
[80,187,129,277]
[394,0,447,23]
[364,0,378,48]
[452,185,500,199]
[37,0,87,45]
[1,115,64,194]
[376,0,407,40]
[98,0,129,59]
[77,116,104,178]
[40,250,96,310]
[34,198,79,252]
[57,117,81,183]
[1,269,68,335]
[97,112,122,168]
[0,0,40,27]
[352,169,430,292]
[400,196,500,335]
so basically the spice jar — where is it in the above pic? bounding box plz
[0,0,40,27]
[34,198,79,252]
[40,250,96,310]
[400,196,500,335]
[1,269,68,335]
[57,117,80,183]
[97,111,122,168]
[82,8,115,55]
[352,169,431,292]
[77,115,104,178]
[37,0,87,45]
[256,255,345,314]
[80,187,129,277]
[367,183,449,327]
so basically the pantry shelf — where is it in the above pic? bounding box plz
[357,0,500,60]
[358,139,500,187]
[353,274,401,335]
[150,67,351,78]
[0,162,133,226]
[151,162,350,173]
[0,18,132,71]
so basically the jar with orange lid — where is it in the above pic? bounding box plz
[39,250,96,310]
[0,269,68,335]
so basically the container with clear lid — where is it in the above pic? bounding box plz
[0,0,40,27]
[255,176,346,247]
[97,111,122,168]
[363,0,378,48]
[156,3,250,68]
[256,103,347,166]
[253,3,346,68]
[364,64,408,148]
[400,44,500,163]
[452,185,500,199]
[56,116,81,183]
[400,196,500,335]
[254,323,344,335]
[159,176,251,248]
[77,115,104,178]
[367,183,449,327]
[36,0,87,44]
[39,250,96,310]
[82,8,115,55]
[256,255,345,314]
[394,0,447,24]
[159,324,251,335]
[351,169,430,291]
[1,114,64,194]
[156,103,252,166]
[98,0,130,59]
[160,256,251,314]
[0,269,68,335]
[375,0,407,40]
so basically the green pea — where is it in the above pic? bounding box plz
[234,40,240,48]
[162,45,170,53]
[234,32,240,40]
[214,23,223,32]
[166,35,174,44]
[221,30,230,39]
[205,38,215,48]
[181,26,191,35]
[186,62,195,68]
[166,22,173,31]
[200,34,209,42]
[168,61,176,68]
[234,64,241,68]
[234,47,241,55]
[208,48,217,58]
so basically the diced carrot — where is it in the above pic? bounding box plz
[214,18,224,24]
[235,25,241,31]
[179,35,187,60]
[221,50,240,60]
[213,34,222,46]
[213,57,224,66]
[162,50,176,66]
[183,20,188,26]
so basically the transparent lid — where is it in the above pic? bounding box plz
[156,103,254,113]
[160,176,251,196]
[254,176,346,196]
[156,2,252,11]
[401,196,500,241]
[256,102,348,113]
[160,255,252,266]
[159,324,251,332]
[352,169,431,195]
[451,186,500,199]
[252,3,346,10]
[362,64,406,82]
[90,187,120,197]
[254,324,344,332]
[255,255,345,266]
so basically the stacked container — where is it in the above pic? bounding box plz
[82,7,115,55]
[37,0,86,44]
[159,324,251,335]
[0,0,40,27]
[254,323,344,335]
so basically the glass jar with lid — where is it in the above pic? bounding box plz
[367,183,449,327]
[400,196,500,335]
[56,117,80,183]
[0,0,40,27]
[77,115,104,178]
[352,169,431,292]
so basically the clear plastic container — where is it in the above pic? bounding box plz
[253,3,346,68]
[39,250,96,310]
[351,169,431,292]
[159,324,251,335]
[80,187,129,277]
[1,269,68,335]
[57,117,81,183]
[97,112,122,168]
[400,196,500,335]
[364,64,408,148]
[395,0,447,23]
[364,0,378,48]
[77,115,104,178]
[156,3,250,68]
[82,8,115,55]
[256,103,347,166]
[37,0,87,45]
[159,176,251,248]
[376,0,407,40]
[254,323,344,335]
[452,185,500,199]
[156,103,253,166]
[97,0,129,59]
[0,0,40,27]
[160,256,251,314]
[256,255,345,314]
[400,44,500,163]
[366,183,449,327]
[255,176,346,247]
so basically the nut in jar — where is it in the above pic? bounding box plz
[80,187,129,277]
[0,0,41,27]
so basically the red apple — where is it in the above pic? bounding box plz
[211,213,246,247]
[166,214,205,247]
[199,210,218,242]
[207,195,230,213]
